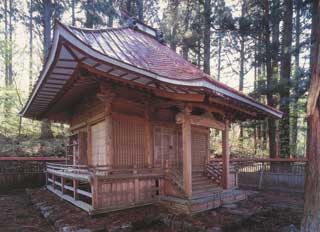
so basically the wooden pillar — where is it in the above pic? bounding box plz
[222,120,230,189]
[144,104,153,168]
[182,106,192,197]
[105,98,114,167]
[86,124,92,166]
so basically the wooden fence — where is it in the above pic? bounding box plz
[0,157,65,191]
[235,158,307,193]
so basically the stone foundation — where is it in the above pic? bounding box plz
[159,189,247,214]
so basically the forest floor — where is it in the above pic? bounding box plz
[0,190,54,232]
[0,188,303,232]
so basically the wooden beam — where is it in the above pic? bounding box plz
[181,105,192,197]
[153,89,205,102]
[176,113,225,131]
[208,96,257,117]
[222,120,230,189]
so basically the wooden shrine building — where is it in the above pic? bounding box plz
[20,20,282,214]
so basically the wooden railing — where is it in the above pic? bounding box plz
[46,162,165,214]
[232,158,307,192]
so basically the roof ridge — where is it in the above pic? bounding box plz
[67,24,130,32]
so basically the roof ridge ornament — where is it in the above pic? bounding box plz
[125,17,164,43]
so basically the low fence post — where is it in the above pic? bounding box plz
[258,162,264,190]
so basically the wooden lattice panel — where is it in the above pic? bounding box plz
[113,118,146,168]
[191,130,209,171]
[91,121,107,166]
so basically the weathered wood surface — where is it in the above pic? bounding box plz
[302,1,320,229]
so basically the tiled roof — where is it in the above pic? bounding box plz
[20,22,282,120]
[68,26,207,81]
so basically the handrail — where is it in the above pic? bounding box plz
[212,158,307,162]
[0,157,66,161]
[46,162,164,177]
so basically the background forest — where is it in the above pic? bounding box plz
[0,0,313,158]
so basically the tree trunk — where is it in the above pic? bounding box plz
[41,0,53,139]
[217,33,222,81]
[29,0,33,93]
[291,0,301,157]
[263,0,277,158]
[136,0,143,21]
[279,0,293,158]
[238,0,247,149]
[203,0,211,75]
[4,0,8,86]
[107,0,114,27]
[301,1,320,230]
[71,0,75,26]
[84,0,95,28]
[8,0,13,85]
[168,0,179,51]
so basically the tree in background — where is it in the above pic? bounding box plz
[279,0,293,158]
[301,0,320,230]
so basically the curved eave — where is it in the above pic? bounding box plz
[20,23,283,120]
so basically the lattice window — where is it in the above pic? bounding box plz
[113,118,146,168]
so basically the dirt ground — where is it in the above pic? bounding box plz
[0,189,304,232]
[0,190,53,232]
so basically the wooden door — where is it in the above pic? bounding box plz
[91,121,106,166]
[153,127,178,168]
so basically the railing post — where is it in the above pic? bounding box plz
[61,177,65,194]
[133,168,139,203]
[165,159,169,173]
[73,179,78,200]
[52,174,55,190]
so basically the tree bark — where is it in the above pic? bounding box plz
[217,33,222,81]
[41,0,53,139]
[279,0,293,158]
[203,0,211,75]
[291,0,301,157]
[71,0,75,26]
[263,0,277,158]
[301,1,320,231]
[136,0,143,21]
[29,0,33,93]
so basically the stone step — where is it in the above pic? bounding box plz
[192,175,207,181]
[192,187,221,197]
[192,179,212,186]
[192,172,206,177]
[193,184,219,192]
[192,181,216,189]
